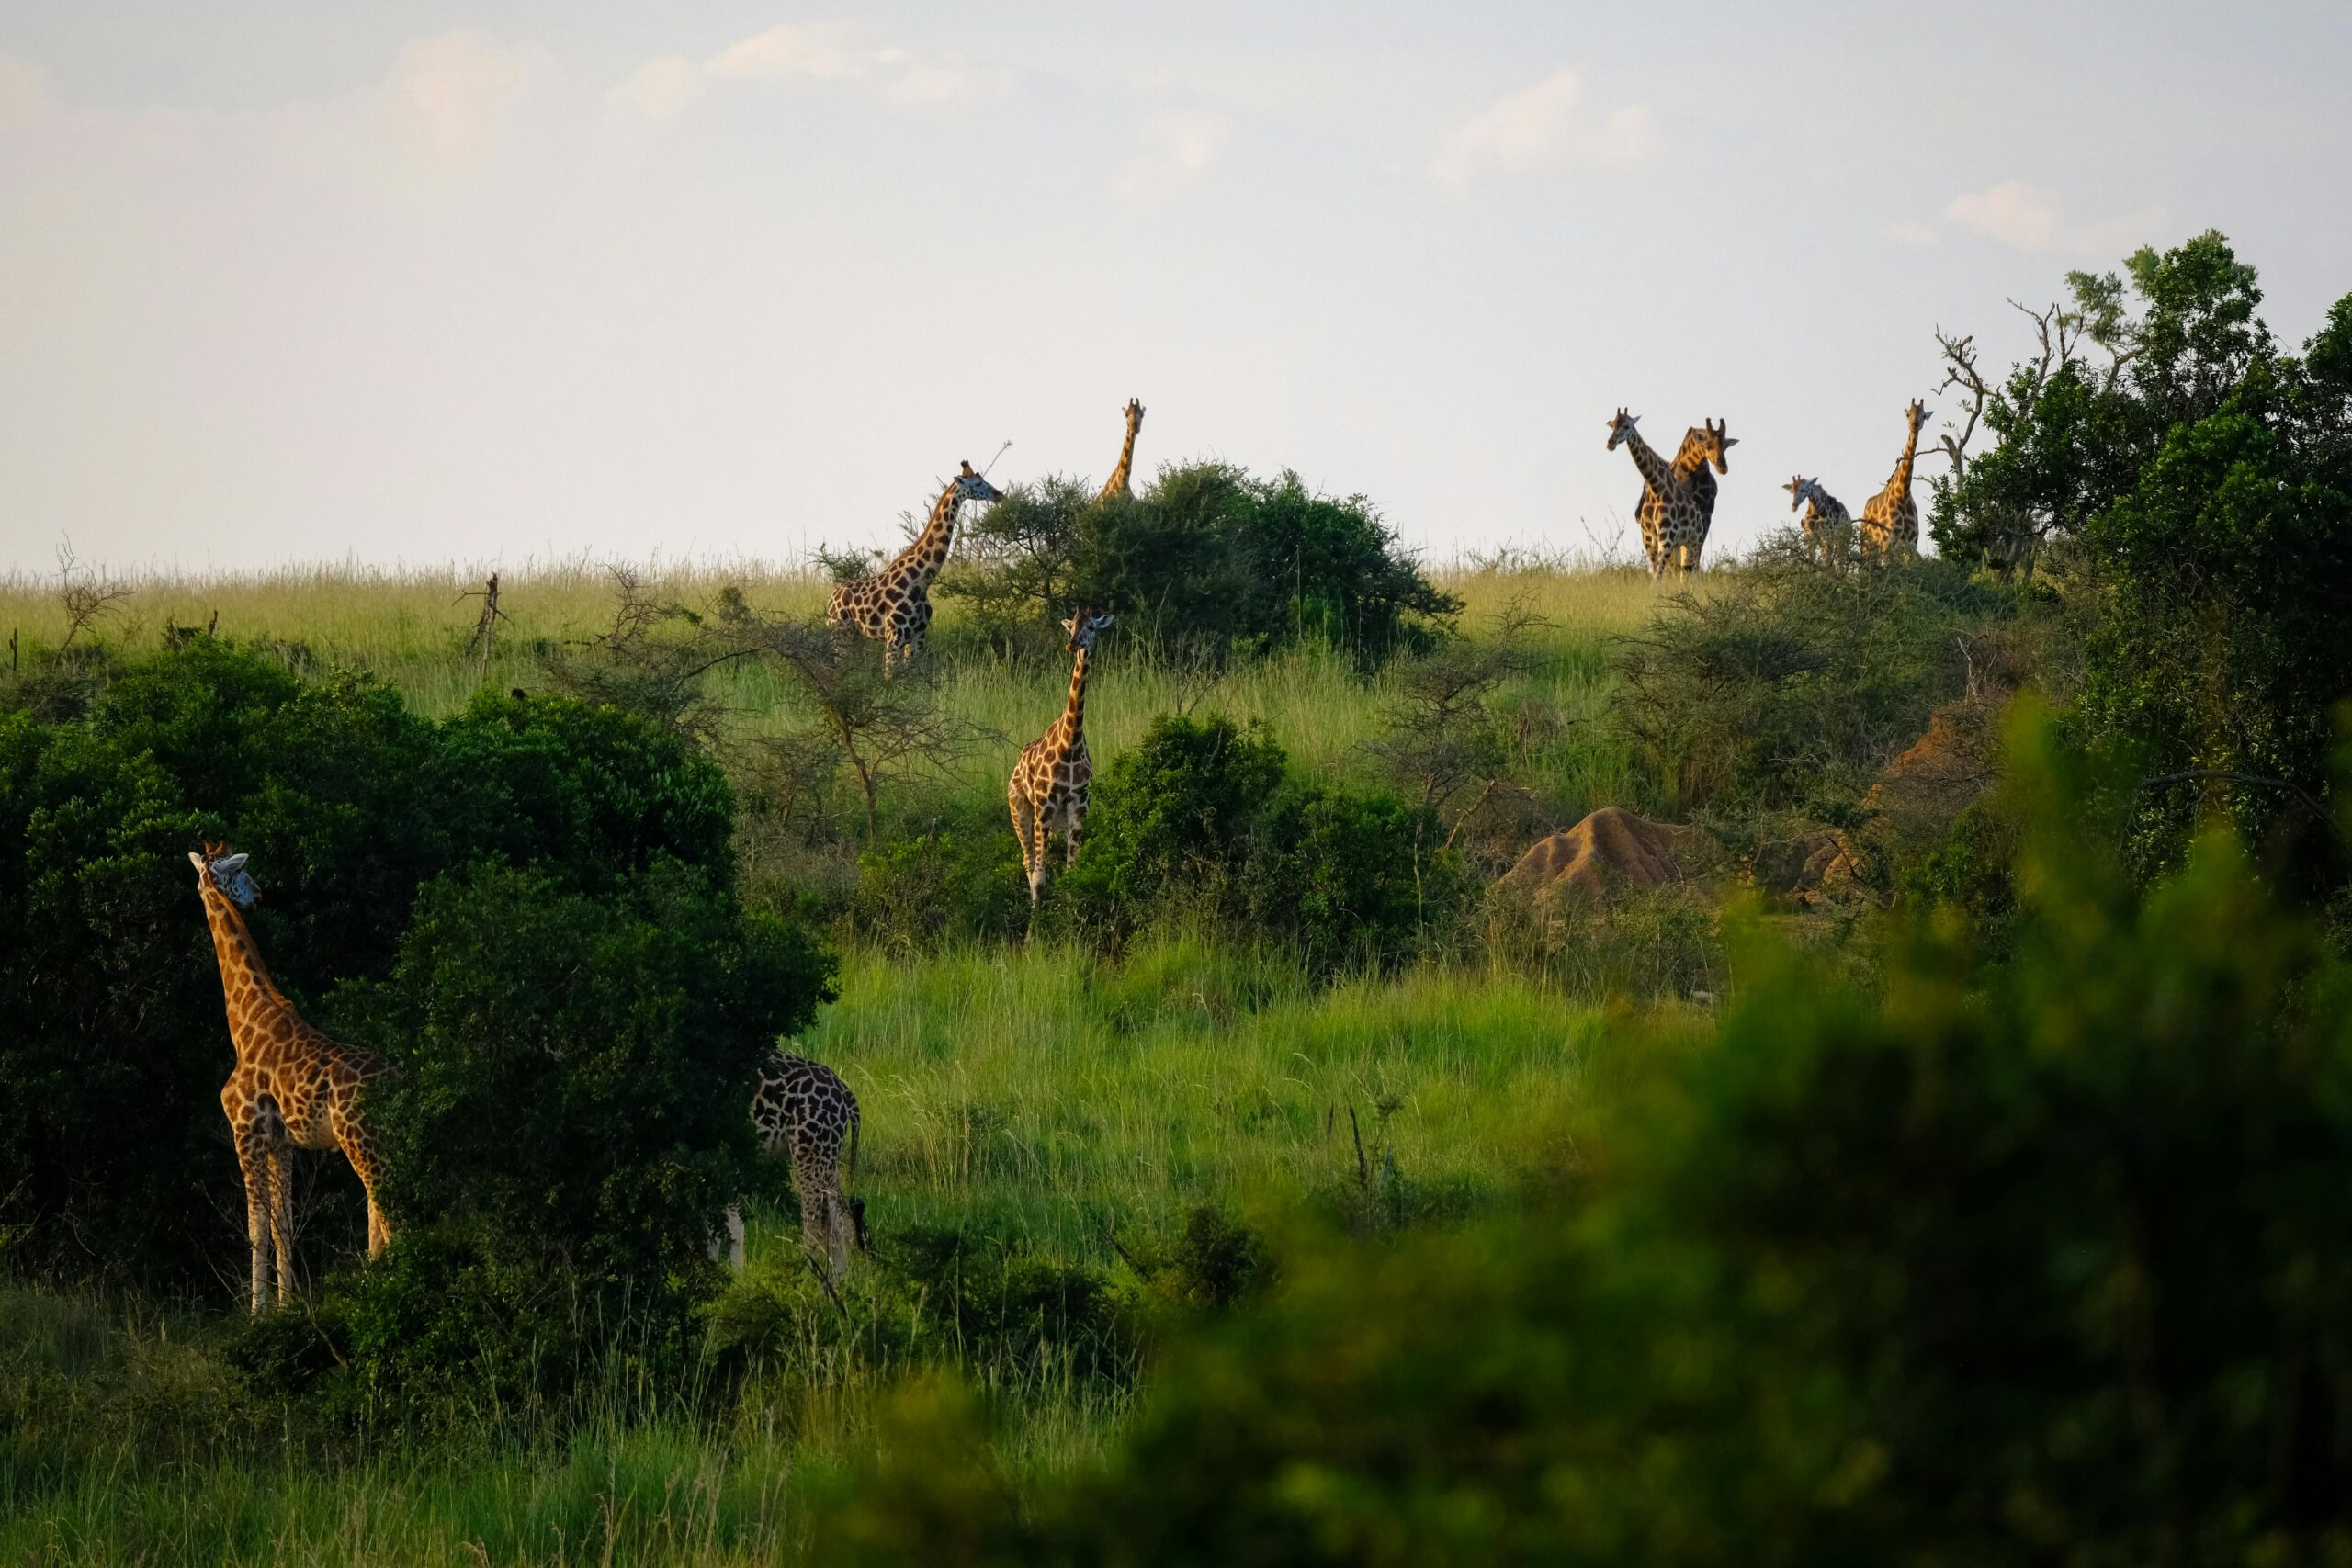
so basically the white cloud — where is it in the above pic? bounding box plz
[0,51,49,126]
[705,22,1006,107]
[610,55,702,121]
[1431,69,1657,184]
[1941,182,2170,257]
[1944,181,2066,251]
[1885,220,1940,249]
[1113,112,1225,205]
[379,29,557,166]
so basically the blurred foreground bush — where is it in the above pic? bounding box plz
[820,706,2352,1565]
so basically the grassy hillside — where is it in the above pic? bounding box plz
[1,558,1678,1564]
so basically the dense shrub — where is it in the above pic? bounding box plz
[850,826,1027,947]
[331,855,832,1398]
[818,709,2352,1564]
[1932,231,2352,880]
[0,644,442,1290]
[0,642,786,1299]
[1054,714,1463,971]
[943,461,1458,661]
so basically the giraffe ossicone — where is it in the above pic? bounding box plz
[825,459,1004,674]
[1010,609,1114,907]
[190,841,396,1315]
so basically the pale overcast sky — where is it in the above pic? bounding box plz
[2,3,2347,573]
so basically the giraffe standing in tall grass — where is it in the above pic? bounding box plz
[826,461,1003,672]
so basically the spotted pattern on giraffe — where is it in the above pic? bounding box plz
[1097,398,1145,505]
[190,842,396,1315]
[725,1048,865,1276]
[826,461,1003,673]
[1785,474,1853,561]
[1860,399,1932,559]
[1009,610,1113,907]
[1610,410,1735,580]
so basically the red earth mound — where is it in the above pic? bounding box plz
[1498,807,1688,906]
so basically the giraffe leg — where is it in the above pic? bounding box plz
[233,1130,273,1315]
[1028,803,1051,903]
[1064,796,1086,869]
[333,1098,393,1258]
[718,1202,747,1270]
[792,1160,837,1276]
[268,1147,297,1302]
[1010,786,1038,904]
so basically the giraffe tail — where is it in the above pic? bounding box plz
[846,1107,861,1185]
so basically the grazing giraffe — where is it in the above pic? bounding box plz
[188,842,394,1314]
[1609,411,1734,580]
[1859,399,1931,559]
[825,460,1004,673]
[1097,399,1146,505]
[1009,610,1114,906]
[723,1049,865,1276]
[1784,475,1853,561]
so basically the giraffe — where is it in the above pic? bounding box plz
[1009,610,1114,906]
[188,842,394,1314]
[1859,399,1932,559]
[723,1049,865,1276]
[1784,475,1853,561]
[1097,398,1145,505]
[825,460,1004,673]
[1609,411,1734,580]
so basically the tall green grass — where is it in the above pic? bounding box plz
[0,558,1669,818]
[1,557,1690,1562]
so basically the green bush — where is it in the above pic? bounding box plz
[0,643,779,1299]
[818,709,2352,1564]
[337,855,832,1399]
[850,827,1027,948]
[1054,714,1457,972]
[944,461,1458,661]
[1931,231,2352,881]
[0,643,443,1290]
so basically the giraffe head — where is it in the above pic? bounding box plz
[1123,399,1145,434]
[189,840,260,907]
[1605,408,1641,450]
[1905,398,1933,436]
[1784,475,1823,513]
[951,460,1002,506]
[1694,418,1737,474]
[1061,608,1115,653]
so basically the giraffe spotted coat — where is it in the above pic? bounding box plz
[1860,399,1931,559]
[827,461,1003,672]
[725,1049,863,1274]
[1097,398,1145,505]
[190,843,395,1315]
[1785,475,1852,561]
[1009,611,1113,907]
[1610,411,1736,579]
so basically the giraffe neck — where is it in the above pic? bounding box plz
[1620,428,1675,492]
[1669,429,1713,482]
[199,888,293,1052]
[1100,420,1140,503]
[1057,645,1091,744]
[888,479,964,590]
[1888,423,1921,496]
